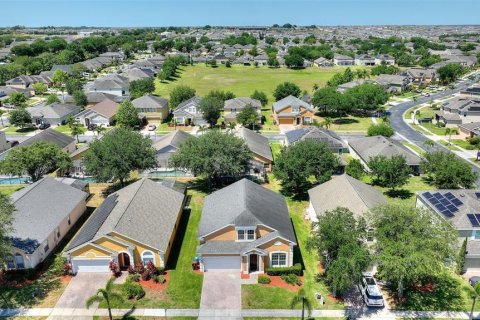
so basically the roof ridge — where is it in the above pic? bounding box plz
[112,179,147,231]
[12,177,47,203]
[344,175,371,208]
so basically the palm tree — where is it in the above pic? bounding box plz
[322,117,333,130]
[70,123,86,143]
[290,288,312,320]
[470,282,480,320]
[423,139,435,148]
[445,128,459,145]
[86,278,123,320]
[198,125,207,133]
[94,124,106,137]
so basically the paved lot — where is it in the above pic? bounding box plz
[54,273,110,308]
[200,271,241,310]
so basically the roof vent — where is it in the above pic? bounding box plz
[460,193,466,197]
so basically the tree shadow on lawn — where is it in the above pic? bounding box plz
[384,189,414,199]
[332,118,360,125]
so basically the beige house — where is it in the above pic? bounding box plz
[272,95,315,126]
[197,179,297,274]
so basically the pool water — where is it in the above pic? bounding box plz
[0,177,30,184]
[148,170,188,178]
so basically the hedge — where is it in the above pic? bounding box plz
[265,263,302,276]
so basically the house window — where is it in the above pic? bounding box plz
[292,106,300,113]
[237,229,245,240]
[271,252,287,267]
[15,254,25,269]
[247,230,255,240]
[237,228,256,241]
[303,117,311,124]
[142,251,155,265]
[189,107,196,114]
[6,255,14,269]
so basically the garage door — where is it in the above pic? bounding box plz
[278,118,293,125]
[72,259,110,273]
[202,256,241,271]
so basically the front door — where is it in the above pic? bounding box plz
[296,117,301,125]
[119,252,130,270]
[249,254,258,273]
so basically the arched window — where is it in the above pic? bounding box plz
[6,255,14,269]
[141,251,154,265]
[15,254,25,269]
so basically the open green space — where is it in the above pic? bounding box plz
[2,126,36,135]
[402,142,425,155]
[100,190,204,309]
[0,184,25,196]
[437,140,462,151]
[419,123,447,136]
[451,139,475,150]
[155,65,366,106]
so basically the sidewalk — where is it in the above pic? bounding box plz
[1,307,480,319]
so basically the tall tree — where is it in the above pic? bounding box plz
[129,77,155,99]
[72,90,88,108]
[169,85,196,108]
[9,109,32,128]
[7,92,27,108]
[51,69,68,87]
[312,86,348,115]
[199,96,223,127]
[116,101,140,128]
[45,94,60,105]
[83,128,156,186]
[290,289,312,320]
[273,82,301,101]
[1,141,71,182]
[170,130,251,185]
[369,204,457,299]
[345,83,388,112]
[274,140,340,196]
[368,155,410,191]
[0,193,15,267]
[32,82,47,95]
[236,105,259,129]
[86,278,123,320]
[250,90,268,107]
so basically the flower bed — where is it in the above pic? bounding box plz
[139,271,170,290]
[260,275,304,291]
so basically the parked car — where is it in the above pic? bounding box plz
[148,124,157,131]
[38,123,51,130]
[469,276,480,287]
[359,273,384,307]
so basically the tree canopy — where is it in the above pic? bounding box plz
[9,109,32,128]
[368,154,410,190]
[0,193,15,266]
[116,101,140,128]
[236,105,259,129]
[199,96,223,127]
[170,130,252,185]
[129,77,155,99]
[367,123,395,137]
[345,83,389,112]
[274,140,340,196]
[169,85,196,109]
[83,128,156,186]
[251,90,268,107]
[437,63,465,84]
[273,82,301,101]
[1,141,71,182]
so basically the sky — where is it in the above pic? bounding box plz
[1,0,480,27]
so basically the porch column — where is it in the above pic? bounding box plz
[128,247,134,267]
[289,244,294,267]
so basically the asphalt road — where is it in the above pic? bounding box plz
[388,74,480,185]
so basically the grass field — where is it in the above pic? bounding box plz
[155,64,366,105]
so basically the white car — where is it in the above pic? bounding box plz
[359,273,384,307]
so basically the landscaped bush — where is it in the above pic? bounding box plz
[258,275,271,284]
[109,261,120,277]
[123,280,145,300]
[153,275,166,284]
[281,273,299,285]
[265,263,302,276]
[157,267,165,275]
[141,270,151,281]
[128,274,140,282]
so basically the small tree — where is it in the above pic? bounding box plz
[273,82,301,101]
[9,109,32,128]
[250,90,268,107]
[45,94,60,105]
[236,105,258,129]
[70,121,86,143]
[7,92,27,108]
[86,278,123,320]
[457,238,467,275]
[169,85,196,108]
[345,159,364,180]
[368,155,410,191]
[72,90,88,108]
[367,123,394,137]
[445,127,459,145]
[32,82,47,95]
[199,96,223,127]
[290,289,312,320]
[116,101,140,128]
[52,69,68,88]
[0,193,15,268]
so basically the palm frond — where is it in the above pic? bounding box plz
[105,278,115,292]
[85,294,103,309]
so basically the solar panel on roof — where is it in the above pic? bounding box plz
[441,210,454,218]
[446,204,458,212]
[436,204,446,211]
[452,199,463,206]
[423,192,433,199]
[440,199,450,205]
[468,214,480,227]
[475,214,480,223]
[430,198,440,205]
[434,193,443,200]
[445,192,455,200]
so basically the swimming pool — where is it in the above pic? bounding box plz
[148,170,188,178]
[0,177,30,184]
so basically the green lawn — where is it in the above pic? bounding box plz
[451,139,474,150]
[437,140,462,151]
[270,142,282,162]
[242,176,344,310]
[0,184,25,196]
[100,190,203,309]
[2,126,36,135]
[420,123,447,136]
[402,142,425,155]
[155,64,366,106]
[54,125,72,134]
[328,116,373,132]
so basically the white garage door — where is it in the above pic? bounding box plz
[72,259,110,273]
[202,256,241,271]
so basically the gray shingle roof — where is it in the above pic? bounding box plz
[234,127,273,162]
[272,95,314,113]
[67,179,185,253]
[153,130,194,152]
[198,179,296,243]
[224,97,261,111]
[349,136,422,166]
[132,95,169,110]
[27,103,80,120]
[285,127,347,150]
[10,177,88,254]
[308,174,386,220]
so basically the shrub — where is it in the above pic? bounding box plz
[367,123,394,138]
[141,269,151,281]
[265,263,303,276]
[157,267,165,275]
[109,261,120,277]
[123,281,145,300]
[63,263,72,276]
[127,265,135,274]
[281,273,298,285]
[135,262,145,274]
[153,275,166,284]
[128,274,140,282]
[146,260,157,277]
[258,275,271,284]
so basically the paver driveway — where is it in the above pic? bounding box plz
[54,273,110,308]
[200,271,241,310]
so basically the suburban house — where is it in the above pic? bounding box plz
[121,68,152,82]
[416,190,480,272]
[0,128,76,160]
[285,127,348,154]
[333,54,355,66]
[459,122,480,138]
[272,95,315,125]
[196,179,297,273]
[461,85,480,97]
[6,75,52,90]
[234,127,273,172]
[313,57,333,67]
[65,178,186,273]
[153,130,193,169]
[75,98,119,127]
[5,177,88,270]
[355,54,376,66]
[80,57,111,72]
[349,135,422,173]
[307,174,387,222]
[132,95,169,121]
[375,54,395,65]
[99,51,126,62]
[63,92,124,107]
[401,68,437,85]
[436,97,480,126]
[172,96,206,126]
[337,79,369,93]
[89,74,129,97]
[26,103,80,125]
[224,97,262,124]
[375,74,410,93]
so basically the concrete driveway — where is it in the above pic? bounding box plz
[200,271,241,310]
[54,273,110,308]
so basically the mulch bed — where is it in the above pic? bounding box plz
[241,273,251,280]
[261,275,304,291]
[139,271,170,290]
